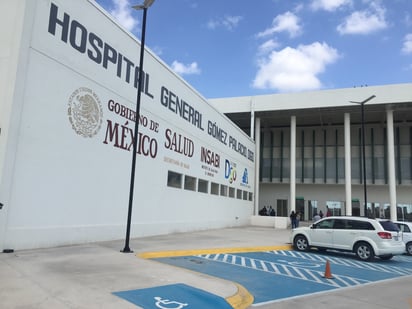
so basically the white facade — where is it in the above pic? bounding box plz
[210,84,412,223]
[0,0,255,250]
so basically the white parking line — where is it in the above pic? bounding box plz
[268,250,412,275]
[195,253,370,288]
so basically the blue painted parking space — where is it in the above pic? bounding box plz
[154,251,412,305]
[113,283,232,308]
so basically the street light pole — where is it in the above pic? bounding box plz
[122,0,155,253]
[350,95,376,218]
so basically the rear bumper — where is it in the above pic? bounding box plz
[374,243,406,256]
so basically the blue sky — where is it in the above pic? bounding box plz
[94,0,412,98]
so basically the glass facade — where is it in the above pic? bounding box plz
[260,124,412,185]
[258,120,412,222]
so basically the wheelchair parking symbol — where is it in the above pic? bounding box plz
[278,259,321,268]
[113,283,232,309]
[154,296,188,309]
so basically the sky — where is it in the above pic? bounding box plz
[94,0,412,99]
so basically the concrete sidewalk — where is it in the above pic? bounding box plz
[0,226,411,308]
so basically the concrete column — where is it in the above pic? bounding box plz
[254,117,261,216]
[386,109,397,221]
[290,116,296,212]
[345,113,352,216]
[344,113,352,215]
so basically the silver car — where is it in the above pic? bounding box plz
[290,216,405,261]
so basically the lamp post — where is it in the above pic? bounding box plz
[350,95,376,218]
[122,0,155,253]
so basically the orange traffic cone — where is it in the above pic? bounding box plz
[322,260,334,279]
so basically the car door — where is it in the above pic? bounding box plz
[309,218,334,248]
[331,219,352,250]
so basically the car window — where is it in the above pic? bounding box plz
[333,219,346,229]
[347,220,374,230]
[316,219,334,229]
[396,223,411,233]
[379,220,399,232]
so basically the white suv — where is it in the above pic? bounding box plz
[394,221,412,255]
[290,216,405,261]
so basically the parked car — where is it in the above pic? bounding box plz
[394,221,412,255]
[290,216,405,261]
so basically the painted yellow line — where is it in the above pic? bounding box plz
[226,283,254,309]
[138,245,292,259]
[137,245,292,309]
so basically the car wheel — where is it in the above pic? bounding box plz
[294,235,309,251]
[406,242,412,255]
[355,242,374,261]
[379,254,393,260]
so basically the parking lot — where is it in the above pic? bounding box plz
[2,226,412,308]
[150,249,412,306]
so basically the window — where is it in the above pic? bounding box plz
[243,190,248,200]
[315,219,333,229]
[167,171,182,188]
[397,203,412,221]
[211,182,219,195]
[379,220,399,232]
[396,223,411,233]
[184,175,196,191]
[308,200,318,220]
[276,199,288,217]
[333,219,346,229]
[229,187,235,198]
[236,189,242,199]
[220,184,228,196]
[248,192,253,201]
[326,201,342,216]
[347,220,374,230]
[197,179,208,193]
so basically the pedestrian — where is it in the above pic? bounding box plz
[259,206,268,216]
[296,212,300,227]
[313,212,321,222]
[319,210,324,218]
[326,206,332,217]
[290,211,297,229]
[269,207,276,216]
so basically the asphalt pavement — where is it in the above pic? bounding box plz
[0,225,411,308]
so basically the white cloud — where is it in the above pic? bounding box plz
[207,15,243,31]
[257,11,302,38]
[222,16,243,30]
[110,0,138,32]
[253,42,339,92]
[402,34,412,54]
[171,61,201,75]
[310,0,352,11]
[258,39,281,55]
[337,1,387,35]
